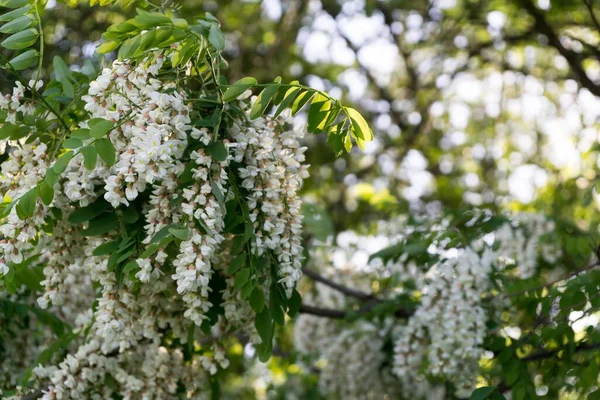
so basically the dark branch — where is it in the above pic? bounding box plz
[299,304,347,319]
[504,260,600,298]
[299,298,414,319]
[583,0,600,35]
[523,342,600,361]
[519,0,600,97]
[302,267,375,301]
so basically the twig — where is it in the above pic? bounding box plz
[522,342,600,361]
[302,267,375,301]
[519,0,600,97]
[299,298,414,319]
[583,0,600,35]
[504,260,600,298]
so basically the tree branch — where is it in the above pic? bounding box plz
[523,342,600,361]
[519,0,600,97]
[299,298,414,319]
[504,260,600,298]
[583,0,600,35]
[302,267,375,301]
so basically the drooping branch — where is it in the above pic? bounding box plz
[302,267,375,301]
[519,0,600,97]
[505,259,600,298]
[299,298,414,319]
[299,304,348,319]
[583,0,600,35]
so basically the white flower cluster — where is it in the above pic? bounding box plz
[294,212,559,398]
[80,54,188,208]
[33,339,206,399]
[392,248,495,396]
[0,50,312,397]
[172,140,229,325]
[294,283,346,354]
[493,212,560,278]
[318,323,399,400]
[0,288,56,393]
[232,115,309,295]
[0,141,48,276]
[0,80,38,125]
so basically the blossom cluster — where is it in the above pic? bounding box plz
[0,50,309,398]
[232,115,309,295]
[294,212,561,398]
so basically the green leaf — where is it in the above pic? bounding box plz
[150,223,179,243]
[234,268,251,289]
[169,228,189,240]
[256,339,272,362]
[269,286,286,325]
[273,85,301,118]
[228,254,245,274]
[249,287,265,313]
[16,187,36,219]
[9,124,27,140]
[241,281,254,299]
[0,122,15,139]
[89,119,114,139]
[122,260,139,274]
[80,145,97,170]
[95,138,116,166]
[470,387,498,400]
[118,34,142,60]
[207,141,228,162]
[53,56,74,98]
[172,40,197,68]
[96,40,120,54]
[62,138,82,149]
[6,49,37,70]
[38,182,54,206]
[368,243,404,262]
[134,9,171,29]
[208,24,225,50]
[249,84,280,119]
[68,200,110,224]
[307,93,335,134]
[122,208,139,224]
[45,168,60,186]
[81,213,119,236]
[222,77,257,102]
[291,90,315,116]
[1,27,38,50]
[0,5,31,22]
[52,151,74,174]
[0,0,29,9]
[254,307,273,344]
[287,289,302,318]
[70,128,90,140]
[345,106,373,145]
[0,14,35,34]
[154,26,173,46]
[93,240,120,256]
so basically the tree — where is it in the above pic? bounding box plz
[0,0,599,399]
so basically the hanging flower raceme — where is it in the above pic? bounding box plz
[0,6,377,398]
[292,212,568,399]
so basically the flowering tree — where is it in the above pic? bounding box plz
[0,1,600,400]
